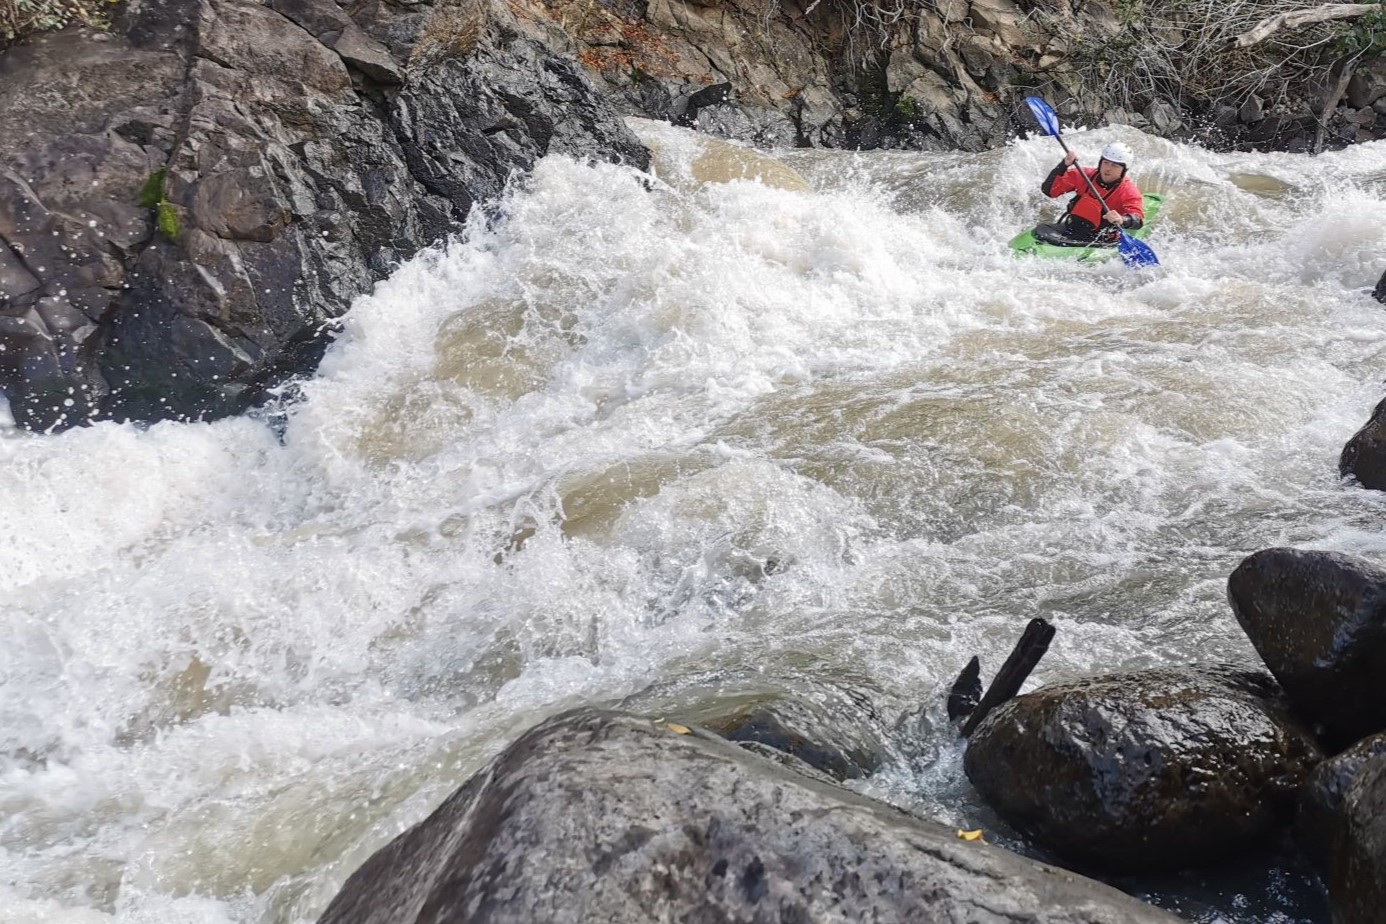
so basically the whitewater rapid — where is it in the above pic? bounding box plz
[3,119,1385,923]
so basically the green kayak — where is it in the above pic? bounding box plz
[1009,194,1165,262]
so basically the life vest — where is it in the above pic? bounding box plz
[1045,167,1144,229]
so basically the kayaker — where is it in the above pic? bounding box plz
[1036,142,1143,246]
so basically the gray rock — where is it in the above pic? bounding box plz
[1375,268,1386,304]
[1144,98,1182,134]
[1228,548,1386,747]
[1346,71,1386,110]
[964,665,1321,874]
[317,709,1184,924]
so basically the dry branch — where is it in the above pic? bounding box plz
[1233,3,1380,48]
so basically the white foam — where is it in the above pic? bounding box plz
[4,123,1386,920]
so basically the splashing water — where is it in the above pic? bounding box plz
[3,119,1385,923]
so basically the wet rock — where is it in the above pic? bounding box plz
[1297,732,1386,876]
[616,670,890,781]
[1374,268,1386,305]
[685,692,885,781]
[963,666,1321,874]
[0,0,646,429]
[390,18,648,221]
[1331,754,1386,924]
[318,709,1185,924]
[1209,103,1240,128]
[1342,396,1386,487]
[1227,547,1386,747]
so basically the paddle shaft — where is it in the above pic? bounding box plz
[1051,136,1117,224]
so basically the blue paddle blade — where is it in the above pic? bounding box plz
[1025,96,1060,137]
[1118,231,1159,268]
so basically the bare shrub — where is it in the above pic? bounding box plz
[410,0,489,67]
[1,0,111,42]
[1062,0,1386,113]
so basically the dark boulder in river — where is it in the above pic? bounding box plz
[963,666,1320,875]
[1297,731,1386,877]
[1330,753,1386,924]
[317,709,1184,924]
[0,0,646,430]
[1340,395,1386,491]
[1228,547,1386,747]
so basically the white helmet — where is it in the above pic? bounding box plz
[1100,142,1133,166]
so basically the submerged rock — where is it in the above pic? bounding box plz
[1227,547,1386,747]
[963,666,1321,874]
[318,709,1183,924]
[682,691,886,781]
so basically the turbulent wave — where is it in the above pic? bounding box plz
[2,120,1385,923]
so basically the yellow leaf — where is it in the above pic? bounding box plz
[957,829,985,842]
[665,722,691,735]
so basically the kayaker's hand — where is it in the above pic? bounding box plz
[1064,152,1077,167]
[1104,209,1123,226]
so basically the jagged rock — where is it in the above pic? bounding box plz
[1332,754,1386,924]
[964,666,1321,874]
[1144,98,1182,134]
[318,709,1185,924]
[0,28,179,425]
[1374,268,1386,304]
[937,0,969,22]
[1228,548,1386,747]
[969,0,1032,51]
[1346,67,1386,110]
[1298,732,1386,876]
[0,0,647,429]
[1104,107,1149,129]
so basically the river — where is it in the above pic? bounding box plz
[3,119,1385,923]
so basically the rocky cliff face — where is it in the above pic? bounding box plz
[0,0,646,430]
[511,0,1386,153]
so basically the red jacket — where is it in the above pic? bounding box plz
[1044,166,1144,229]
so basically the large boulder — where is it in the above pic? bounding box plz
[1227,547,1386,747]
[963,666,1321,874]
[318,709,1184,924]
[1297,732,1386,876]
[1331,754,1386,924]
[0,0,647,430]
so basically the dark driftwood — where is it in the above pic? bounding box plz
[961,619,1056,737]
[947,656,982,722]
